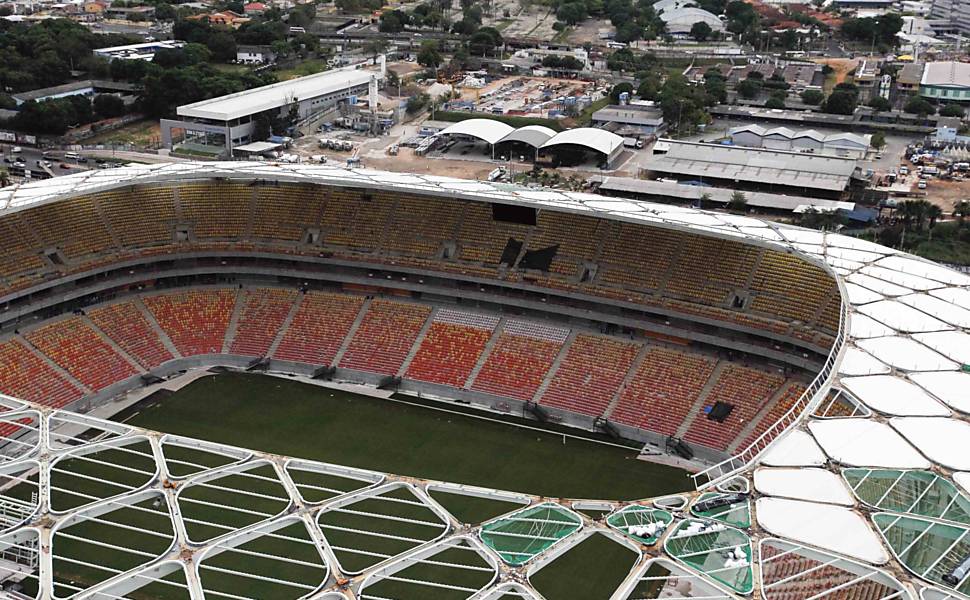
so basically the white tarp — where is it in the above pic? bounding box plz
[808,419,930,469]
[754,468,855,506]
[909,371,970,414]
[756,498,889,564]
[891,417,970,471]
[759,430,827,467]
[855,337,958,372]
[841,375,950,417]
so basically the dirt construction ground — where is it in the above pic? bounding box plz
[922,179,970,212]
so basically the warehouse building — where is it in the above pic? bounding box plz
[641,140,863,199]
[728,125,871,158]
[919,61,970,101]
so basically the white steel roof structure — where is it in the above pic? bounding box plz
[2,162,970,599]
[437,119,516,145]
[539,127,625,156]
[496,125,557,148]
[177,69,376,121]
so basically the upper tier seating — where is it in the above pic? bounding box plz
[406,310,499,387]
[737,381,807,450]
[0,182,840,354]
[610,347,716,436]
[88,302,174,369]
[26,318,138,392]
[229,288,298,357]
[0,340,83,407]
[178,182,251,239]
[682,364,785,451]
[143,289,237,356]
[339,299,431,375]
[99,186,176,249]
[539,335,640,417]
[471,320,568,401]
[252,184,326,242]
[273,292,364,365]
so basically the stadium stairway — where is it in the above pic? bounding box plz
[81,315,147,375]
[18,334,92,396]
[530,331,578,403]
[726,380,799,453]
[265,293,306,357]
[133,298,182,359]
[331,297,372,366]
[395,307,439,377]
[463,317,507,390]
[221,290,247,354]
[674,361,728,439]
[602,342,653,420]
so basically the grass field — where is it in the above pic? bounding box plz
[21,372,689,599]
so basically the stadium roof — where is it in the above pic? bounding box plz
[921,61,970,88]
[643,139,860,191]
[497,124,557,148]
[177,68,376,121]
[3,163,970,599]
[540,127,624,156]
[438,118,515,145]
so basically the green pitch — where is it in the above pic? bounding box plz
[26,372,690,600]
[125,372,689,501]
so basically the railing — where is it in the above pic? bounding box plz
[690,284,849,490]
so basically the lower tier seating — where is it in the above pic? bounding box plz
[229,288,298,357]
[471,320,568,401]
[0,340,83,408]
[610,347,717,436]
[143,289,237,357]
[737,381,807,450]
[339,300,432,375]
[25,318,138,392]
[405,310,499,387]
[682,364,786,451]
[273,292,364,366]
[88,302,174,369]
[539,335,640,417]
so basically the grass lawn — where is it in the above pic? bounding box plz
[85,120,161,147]
[273,59,332,81]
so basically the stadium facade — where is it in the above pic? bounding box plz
[0,163,967,599]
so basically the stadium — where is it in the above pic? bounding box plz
[0,161,965,600]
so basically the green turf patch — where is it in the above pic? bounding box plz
[479,503,581,566]
[49,440,156,512]
[530,532,638,600]
[121,373,689,501]
[318,484,450,574]
[178,463,290,544]
[198,519,328,599]
[690,493,751,529]
[359,539,496,600]
[429,490,526,525]
[160,440,245,479]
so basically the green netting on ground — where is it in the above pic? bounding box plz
[479,503,582,566]
[690,493,751,529]
[874,513,970,596]
[606,506,673,545]
[664,519,753,595]
[844,470,970,525]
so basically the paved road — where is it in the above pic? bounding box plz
[1,145,89,179]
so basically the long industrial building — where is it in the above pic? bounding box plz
[641,140,864,199]
[160,65,382,157]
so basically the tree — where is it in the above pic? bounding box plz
[207,32,238,63]
[690,21,712,41]
[406,92,431,114]
[800,89,824,105]
[737,78,761,99]
[823,89,857,115]
[727,191,747,212]
[953,200,970,227]
[904,96,935,116]
[252,112,272,141]
[871,131,886,150]
[469,27,502,56]
[800,207,847,231]
[364,40,390,64]
[379,9,409,32]
[940,104,965,118]
[93,94,126,119]
[417,41,442,70]
[556,1,586,24]
[610,82,634,103]
[698,192,713,208]
[927,204,944,237]
[765,93,785,109]
[867,96,891,111]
